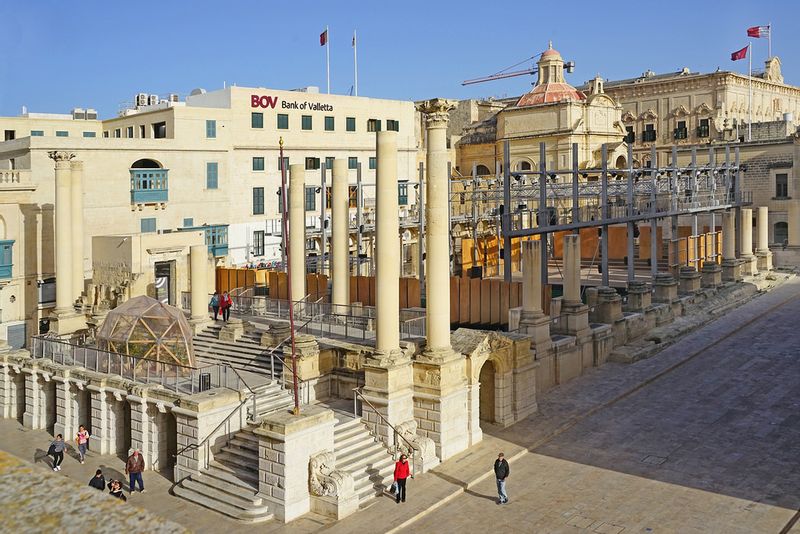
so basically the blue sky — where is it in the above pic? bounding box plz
[0,0,795,118]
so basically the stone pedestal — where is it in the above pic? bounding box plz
[701,263,723,288]
[721,260,743,282]
[653,273,678,303]
[678,266,703,294]
[361,351,415,447]
[519,311,552,353]
[592,286,623,324]
[282,334,324,404]
[624,281,651,312]
[262,323,291,347]
[219,318,245,342]
[50,311,87,336]
[253,405,335,522]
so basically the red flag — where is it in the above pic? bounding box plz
[320,29,328,46]
[747,25,770,38]
[730,45,748,61]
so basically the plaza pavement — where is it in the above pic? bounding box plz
[1,277,799,533]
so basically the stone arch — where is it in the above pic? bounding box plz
[615,155,627,169]
[462,331,515,430]
[130,158,163,169]
[475,164,492,177]
[515,159,534,172]
[0,215,7,240]
[478,359,496,423]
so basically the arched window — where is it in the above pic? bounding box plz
[131,159,162,169]
[517,161,532,171]
[774,222,788,245]
[475,164,492,176]
[615,155,627,169]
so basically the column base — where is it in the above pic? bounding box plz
[50,310,86,335]
[519,311,552,352]
[740,255,758,276]
[701,264,723,289]
[721,259,743,282]
[555,302,590,337]
[189,316,211,335]
[755,250,773,271]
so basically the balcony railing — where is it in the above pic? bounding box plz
[179,224,229,257]
[0,240,13,279]
[130,169,169,204]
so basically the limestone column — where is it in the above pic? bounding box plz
[190,245,209,324]
[788,201,800,247]
[755,206,773,271]
[421,99,454,353]
[375,132,400,355]
[563,234,582,305]
[289,164,306,303]
[70,160,85,301]
[519,240,551,350]
[721,210,742,282]
[331,159,350,312]
[740,208,757,275]
[53,153,74,313]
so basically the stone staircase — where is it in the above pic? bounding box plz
[247,381,295,421]
[193,323,284,378]
[333,415,396,506]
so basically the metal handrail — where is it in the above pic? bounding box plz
[352,387,418,476]
[174,395,250,471]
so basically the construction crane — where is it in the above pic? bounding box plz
[461,51,575,86]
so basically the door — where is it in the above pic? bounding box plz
[154,261,174,305]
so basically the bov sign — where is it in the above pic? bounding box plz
[251,94,334,112]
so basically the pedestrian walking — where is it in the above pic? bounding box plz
[393,454,413,503]
[108,479,127,501]
[220,291,232,321]
[125,449,145,493]
[88,469,106,491]
[494,452,510,504]
[48,434,66,471]
[75,425,90,464]
[209,291,220,320]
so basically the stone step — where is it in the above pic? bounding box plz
[173,484,273,523]
[219,442,259,463]
[333,417,364,436]
[252,394,294,413]
[336,443,392,472]
[195,333,265,351]
[182,477,263,507]
[215,451,259,471]
[335,432,378,458]
[205,461,259,488]
[352,461,394,492]
[234,428,260,445]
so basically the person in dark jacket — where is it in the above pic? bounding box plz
[494,452,510,504]
[88,469,106,491]
[393,454,413,503]
[108,479,127,501]
[209,292,220,320]
[125,449,145,493]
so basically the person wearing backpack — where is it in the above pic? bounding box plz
[209,292,220,320]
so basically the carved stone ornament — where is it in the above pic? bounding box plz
[670,105,690,118]
[309,451,354,497]
[695,102,713,116]
[47,151,76,162]
[621,111,637,124]
[416,98,456,128]
[639,109,658,121]
[395,420,436,462]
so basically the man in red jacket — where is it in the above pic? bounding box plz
[393,454,412,503]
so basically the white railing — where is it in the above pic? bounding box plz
[0,169,29,184]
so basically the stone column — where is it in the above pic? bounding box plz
[331,159,350,312]
[420,99,455,353]
[289,164,306,303]
[70,160,85,301]
[53,377,79,441]
[789,201,800,247]
[375,132,400,355]
[755,206,773,270]
[519,240,551,351]
[190,245,209,330]
[563,234,582,305]
[721,210,742,282]
[53,154,74,313]
[740,208,757,275]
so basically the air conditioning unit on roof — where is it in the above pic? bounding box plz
[136,93,149,107]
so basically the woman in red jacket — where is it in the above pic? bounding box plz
[393,454,412,503]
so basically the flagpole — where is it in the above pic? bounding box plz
[326,25,330,94]
[768,22,772,59]
[748,41,752,142]
[353,30,359,97]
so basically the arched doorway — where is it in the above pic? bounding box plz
[479,360,496,423]
[475,164,492,176]
[615,155,627,169]
[517,160,532,172]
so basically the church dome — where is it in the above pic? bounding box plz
[515,41,585,107]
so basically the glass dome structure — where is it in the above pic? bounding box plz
[96,295,195,367]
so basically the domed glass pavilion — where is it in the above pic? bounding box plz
[96,295,195,367]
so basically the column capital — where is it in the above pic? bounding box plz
[69,160,84,171]
[48,151,76,163]
[416,98,455,129]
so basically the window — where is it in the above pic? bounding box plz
[324,116,335,131]
[642,124,656,142]
[624,126,635,143]
[301,115,312,130]
[349,186,358,208]
[278,156,289,171]
[252,187,265,215]
[126,126,134,138]
[183,218,194,227]
[114,129,121,138]
[697,118,710,138]
[153,122,167,138]
[369,157,376,170]
[325,157,335,170]
[305,157,320,170]
[251,112,264,129]
[253,230,265,256]
[346,117,356,132]
[367,119,381,132]
[517,161,531,171]
[386,119,399,132]
[56,131,69,137]
[277,114,288,129]
[206,120,216,138]
[305,187,317,211]
[30,130,44,137]
[0,240,13,279]
[140,217,157,233]
[252,157,265,171]
[348,157,358,170]
[206,162,218,189]
[398,181,408,205]
[674,120,687,140]
[4,130,14,141]
[82,131,96,138]
[774,222,788,245]
[776,173,789,198]
[139,125,146,138]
